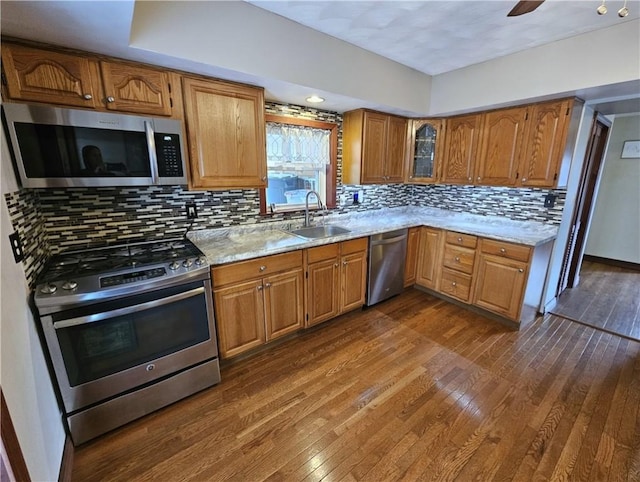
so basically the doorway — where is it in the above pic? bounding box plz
[556,113,611,294]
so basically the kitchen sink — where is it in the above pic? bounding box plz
[288,225,351,239]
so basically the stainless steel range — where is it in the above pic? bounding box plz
[34,238,220,445]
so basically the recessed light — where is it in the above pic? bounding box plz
[306,95,325,103]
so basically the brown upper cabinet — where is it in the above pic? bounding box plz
[342,109,407,184]
[520,99,575,187]
[1,43,177,117]
[441,113,483,184]
[182,77,267,190]
[475,105,528,186]
[441,98,577,188]
[405,119,445,184]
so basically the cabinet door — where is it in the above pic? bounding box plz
[476,106,527,186]
[520,100,572,187]
[416,227,443,290]
[182,77,267,189]
[341,251,367,313]
[307,258,340,327]
[472,254,528,321]
[1,44,97,108]
[361,111,387,183]
[264,270,304,340]
[385,115,407,182]
[442,114,481,184]
[214,280,266,358]
[404,227,421,287]
[99,62,172,116]
[407,119,442,184]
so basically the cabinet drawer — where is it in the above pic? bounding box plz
[307,243,340,264]
[212,251,303,287]
[481,239,531,262]
[439,268,472,303]
[341,237,368,255]
[442,245,476,274]
[445,231,477,249]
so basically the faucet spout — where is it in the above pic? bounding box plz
[304,190,322,227]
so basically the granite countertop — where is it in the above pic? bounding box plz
[188,206,558,266]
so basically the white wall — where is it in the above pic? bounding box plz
[0,129,66,482]
[584,114,640,263]
[431,20,640,115]
[130,0,432,115]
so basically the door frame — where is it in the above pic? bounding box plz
[557,112,611,294]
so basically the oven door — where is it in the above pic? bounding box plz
[40,279,218,414]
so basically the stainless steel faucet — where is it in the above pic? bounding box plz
[304,190,322,227]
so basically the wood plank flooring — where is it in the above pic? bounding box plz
[72,289,640,481]
[551,260,640,341]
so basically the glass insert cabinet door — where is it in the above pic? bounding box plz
[408,119,444,183]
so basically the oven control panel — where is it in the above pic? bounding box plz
[100,267,167,288]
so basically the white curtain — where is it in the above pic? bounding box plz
[266,123,330,167]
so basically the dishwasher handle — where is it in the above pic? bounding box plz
[370,233,407,246]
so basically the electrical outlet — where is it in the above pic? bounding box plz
[186,202,198,219]
[9,231,24,263]
[544,194,557,208]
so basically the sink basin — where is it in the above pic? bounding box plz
[288,225,351,239]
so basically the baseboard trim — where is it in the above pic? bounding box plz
[58,436,74,482]
[583,255,640,271]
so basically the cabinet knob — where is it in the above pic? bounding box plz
[522,178,527,182]
[455,256,460,262]
[82,93,93,100]
[457,237,463,243]
[476,177,481,181]
[343,261,348,266]
[264,282,272,288]
[500,248,506,254]
[468,177,472,181]
[257,285,263,291]
[334,263,339,267]
[409,175,414,179]
[106,96,115,103]
[518,268,524,273]
[261,176,267,181]
[452,281,457,287]
[259,265,266,271]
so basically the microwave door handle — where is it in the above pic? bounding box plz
[53,287,205,329]
[145,121,159,184]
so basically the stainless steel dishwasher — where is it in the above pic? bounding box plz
[366,228,408,306]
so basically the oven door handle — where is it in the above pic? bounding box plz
[53,287,206,329]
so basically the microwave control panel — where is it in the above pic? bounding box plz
[155,133,184,177]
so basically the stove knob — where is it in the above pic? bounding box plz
[195,256,207,266]
[183,258,194,268]
[61,280,78,291]
[169,261,181,270]
[40,283,57,295]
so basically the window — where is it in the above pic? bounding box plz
[260,114,337,214]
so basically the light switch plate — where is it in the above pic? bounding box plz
[9,231,24,263]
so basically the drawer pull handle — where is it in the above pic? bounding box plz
[334,263,339,267]
[106,96,115,103]
[518,268,524,273]
[264,282,272,288]
[457,237,463,243]
[455,256,460,262]
[83,93,93,100]
[259,265,266,271]
[257,285,263,291]
[451,281,457,287]
[343,261,348,266]
[500,248,506,254]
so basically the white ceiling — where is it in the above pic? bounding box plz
[1,0,639,114]
[247,0,640,76]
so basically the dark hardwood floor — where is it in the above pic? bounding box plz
[552,260,640,341]
[72,289,640,481]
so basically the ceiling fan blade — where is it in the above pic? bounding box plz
[507,0,545,16]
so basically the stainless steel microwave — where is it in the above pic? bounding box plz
[2,103,188,188]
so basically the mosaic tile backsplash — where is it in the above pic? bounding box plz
[4,101,567,287]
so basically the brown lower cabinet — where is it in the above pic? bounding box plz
[404,227,421,287]
[212,251,304,359]
[414,227,534,323]
[305,238,368,327]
